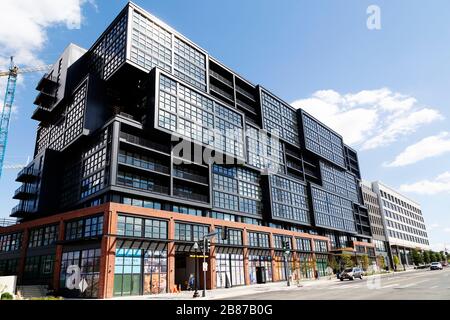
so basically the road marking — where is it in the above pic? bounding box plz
[398,280,428,288]
[430,285,439,289]
[382,283,399,288]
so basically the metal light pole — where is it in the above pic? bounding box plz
[202,230,220,298]
[193,242,200,298]
[202,237,207,297]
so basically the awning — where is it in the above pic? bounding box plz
[116,238,168,251]
[214,246,244,254]
[248,248,271,256]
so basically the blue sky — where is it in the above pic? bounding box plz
[0,0,449,251]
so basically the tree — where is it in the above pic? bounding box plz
[411,249,423,266]
[361,254,370,271]
[328,256,339,273]
[439,251,446,262]
[341,253,353,269]
[377,255,386,269]
[393,255,400,269]
[428,251,436,262]
[423,251,430,264]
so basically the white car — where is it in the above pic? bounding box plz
[430,262,443,270]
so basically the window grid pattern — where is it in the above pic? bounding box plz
[311,185,356,233]
[215,227,243,246]
[117,215,168,239]
[130,10,172,73]
[157,74,244,160]
[0,232,23,252]
[174,37,206,91]
[60,249,101,298]
[295,238,312,251]
[65,215,104,240]
[270,175,310,225]
[28,225,59,248]
[174,223,208,242]
[246,125,285,173]
[302,113,345,167]
[261,91,300,146]
[212,165,262,215]
[248,232,270,248]
[320,161,360,203]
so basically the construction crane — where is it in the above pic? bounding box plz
[0,56,52,179]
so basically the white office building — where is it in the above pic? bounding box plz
[372,181,430,267]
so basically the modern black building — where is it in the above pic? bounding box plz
[1,2,374,298]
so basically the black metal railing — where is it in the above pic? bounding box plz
[173,189,208,202]
[173,169,208,184]
[210,83,234,100]
[119,132,170,154]
[209,69,233,87]
[0,218,18,227]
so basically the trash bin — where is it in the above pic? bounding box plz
[256,266,266,284]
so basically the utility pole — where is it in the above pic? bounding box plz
[283,240,291,286]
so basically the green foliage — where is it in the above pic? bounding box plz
[341,253,353,268]
[361,254,370,270]
[328,256,339,272]
[1,292,14,300]
[377,255,386,269]
[428,250,437,262]
[393,255,400,267]
[30,296,63,300]
[411,249,423,266]
[423,251,430,264]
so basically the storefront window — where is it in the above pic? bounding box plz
[114,248,168,296]
[60,248,101,298]
[316,254,329,277]
[216,253,244,288]
[248,255,272,284]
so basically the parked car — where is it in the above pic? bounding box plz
[339,267,364,281]
[430,262,443,270]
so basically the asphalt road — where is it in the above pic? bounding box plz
[229,268,450,300]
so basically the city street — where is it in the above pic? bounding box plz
[227,268,450,300]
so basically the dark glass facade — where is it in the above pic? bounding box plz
[2,2,377,298]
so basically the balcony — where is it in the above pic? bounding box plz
[31,105,53,122]
[11,203,36,217]
[173,168,208,185]
[235,86,255,101]
[13,185,38,200]
[173,188,208,203]
[0,218,18,227]
[36,73,58,92]
[16,168,39,183]
[119,132,170,154]
[34,90,56,109]
[209,69,234,88]
[210,83,234,102]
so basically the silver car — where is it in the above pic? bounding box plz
[339,267,364,281]
[430,262,443,270]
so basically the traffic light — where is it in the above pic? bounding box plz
[206,239,211,252]
[282,240,290,251]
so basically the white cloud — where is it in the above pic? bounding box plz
[444,228,450,233]
[384,132,450,167]
[399,171,450,195]
[291,88,443,150]
[0,0,93,114]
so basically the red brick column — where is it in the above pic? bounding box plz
[291,236,299,282]
[242,228,250,286]
[17,228,29,285]
[52,219,65,291]
[99,207,117,299]
[167,217,176,293]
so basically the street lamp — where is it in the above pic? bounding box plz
[193,242,200,298]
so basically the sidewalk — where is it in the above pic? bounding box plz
[109,268,421,300]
